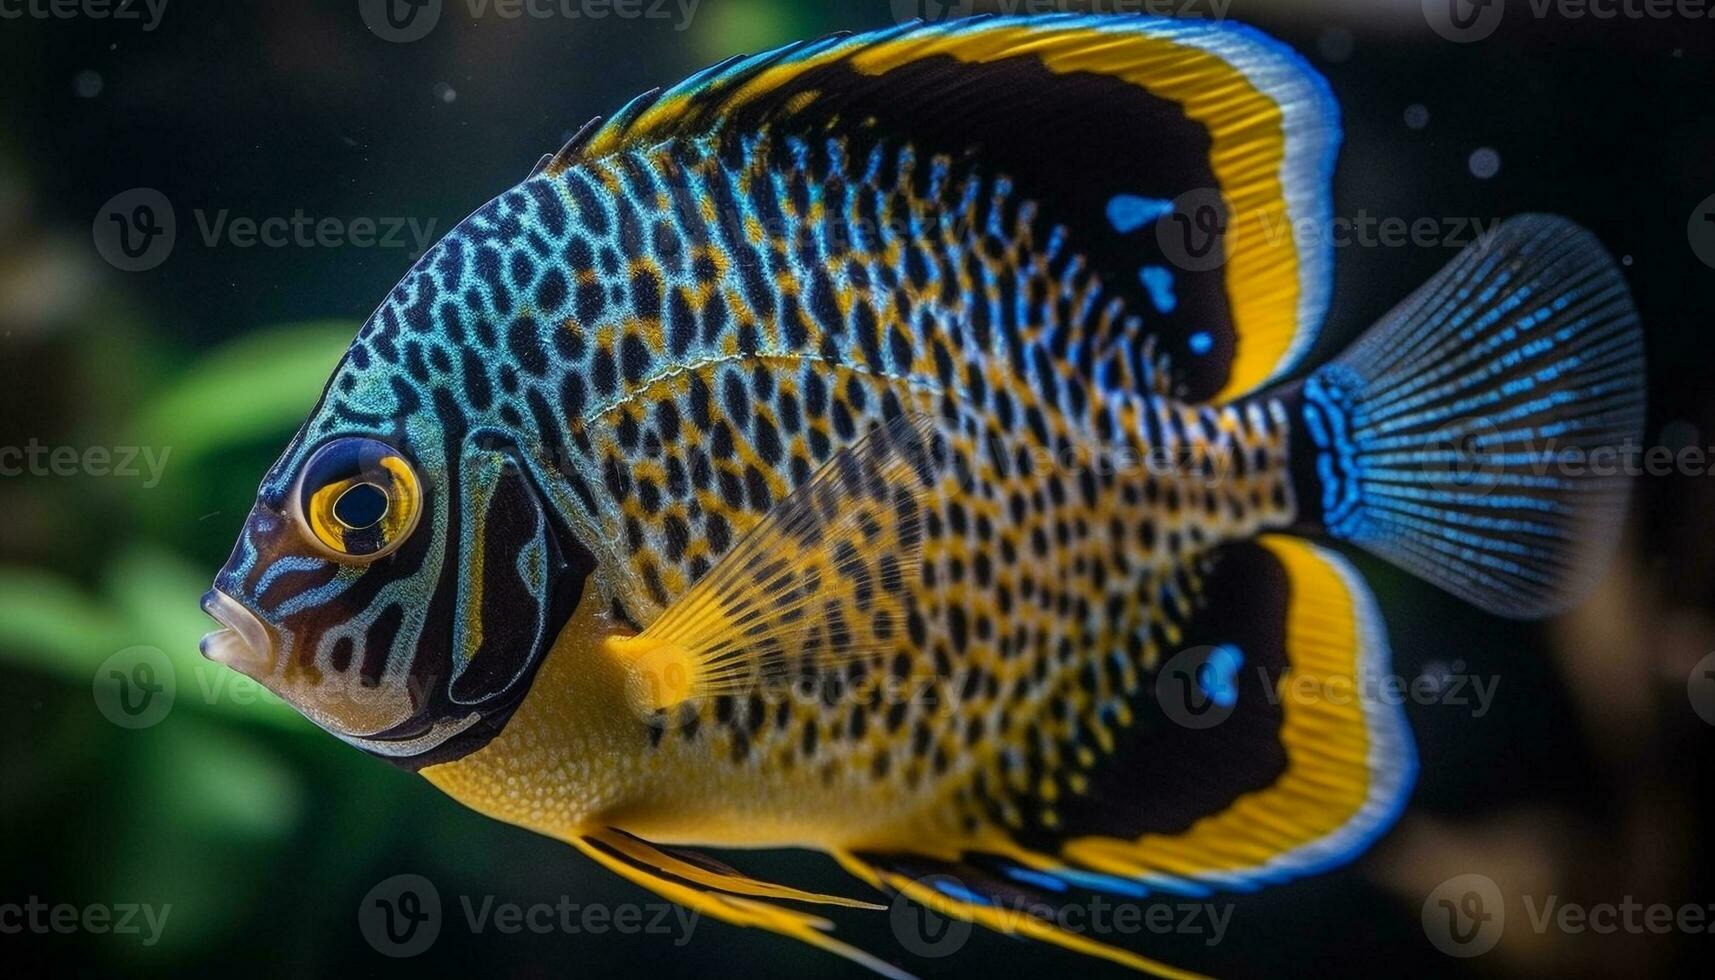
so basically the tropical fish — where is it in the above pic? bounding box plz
[201,14,1644,977]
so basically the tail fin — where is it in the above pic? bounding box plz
[1291,214,1645,619]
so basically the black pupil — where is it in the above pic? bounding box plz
[334,483,389,530]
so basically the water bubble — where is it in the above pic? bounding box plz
[1318,27,1355,64]
[1469,147,1501,180]
[432,82,457,104]
[1404,103,1430,130]
[73,70,103,98]
[1660,420,1699,452]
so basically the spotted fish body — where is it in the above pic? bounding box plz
[205,15,1645,976]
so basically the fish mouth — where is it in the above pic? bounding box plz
[199,590,273,674]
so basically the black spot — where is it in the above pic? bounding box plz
[718,468,744,510]
[560,371,587,418]
[576,281,606,323]
[888,326,913,374]
[460,349,494,411]
[744,466,772,510]
[620,334,651,385]
[507,317,547,377]
[535,269,567,313]
[722,372,751,428]
[667,288,696,357]
[754,415,783,466]
[592,346,617,396]
[706,512,732,553]
[689,375,713,429]
[654,398,681,443]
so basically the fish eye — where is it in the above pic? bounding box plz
[333,482,389,530]
[292,437,423,562]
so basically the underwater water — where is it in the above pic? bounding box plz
[2,1,1714,977]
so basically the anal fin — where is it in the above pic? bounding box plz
[831,851,1211,980]
[822,537,1415,974]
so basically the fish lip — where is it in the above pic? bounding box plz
[199,589,273,672]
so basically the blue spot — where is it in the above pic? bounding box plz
[1106,194,1174,234]
[931,879,992,907]
[1054,869,1150,898]
[1003,867,1071,893]
[1139,265,1178,315]
[1198,644,1244,709]
[1188,330,1213,356]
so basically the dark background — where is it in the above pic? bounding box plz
[2,0,1714,977]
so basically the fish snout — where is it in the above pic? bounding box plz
[199,589,274,675]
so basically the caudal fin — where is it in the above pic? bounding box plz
[1294,215,1645,619]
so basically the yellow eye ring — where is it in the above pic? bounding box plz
[293,438,423,561]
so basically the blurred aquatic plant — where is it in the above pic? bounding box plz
[0,320,354,733]
[0,317,427,959]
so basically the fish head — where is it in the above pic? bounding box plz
[202,298,603,766]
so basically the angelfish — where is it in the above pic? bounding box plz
[202,15,1644,977]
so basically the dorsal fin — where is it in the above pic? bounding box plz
[563,31,862,164]
[530,14,1340,401]
[539,114,606,177]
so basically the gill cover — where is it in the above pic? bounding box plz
[355,431,594,768]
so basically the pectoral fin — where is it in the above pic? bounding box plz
[606,413,943,716]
